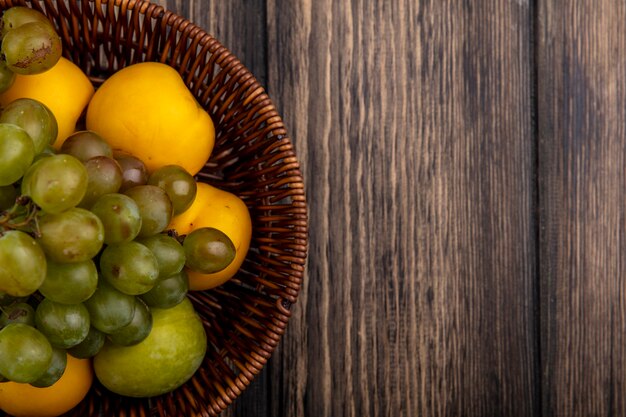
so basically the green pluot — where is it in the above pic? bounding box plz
[93,297,206,397]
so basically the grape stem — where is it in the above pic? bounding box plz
[166,228,186,245]
[0,196,41,237]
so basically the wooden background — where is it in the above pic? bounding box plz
[157,1,626,416]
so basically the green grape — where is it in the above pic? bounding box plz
[137,234,185,279]
[0,98,57,154]
[2,21,62,75]
[21,154,88,214]
[124,185,173,237]
[0,59,15,93]
[0,302,35,328]
[38,260,98,304]
[0,184,17,210]
[100,242,160,295]
[0,323,52,383]
[115,154,148,191]
[79,156,123,208]
[0,230,47,297]
[60,130,113,162]
[107,298,152,346]
[84,280,136,334]
[1,7,52,36]
[35,299,90,349]
[140,270,189,309]
[0,123,34,186]
[183,227,236,274]
[148,165,197,215]
[67,326,105,359]
[37,208,104,263]
[30,347,66,388]
[90,193,142,244]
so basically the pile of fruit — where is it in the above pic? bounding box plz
[0,6,252,417]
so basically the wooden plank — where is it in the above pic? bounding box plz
[157,1,269,416]
[267,0,537,416]
[537,2,626,416]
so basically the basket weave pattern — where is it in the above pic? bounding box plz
[0,1,307,416]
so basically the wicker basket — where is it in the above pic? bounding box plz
[0,1,307,416]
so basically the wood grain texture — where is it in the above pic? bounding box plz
[267,0,537,416]
[537,2,626,416]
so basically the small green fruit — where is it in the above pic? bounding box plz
[93,297,206,397]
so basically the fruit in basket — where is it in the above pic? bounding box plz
[99,241,160,295]
[0,230,46,297]
[93,297,207,397]
[30,347,66,388]
[0,98,58,154]
[1,6,62,75]
[0,103,235,401]
[1,6,52,35]
[61,130,113,161]
[107,298,152,346]
[0,123,34,186]
[0,56,95,147]
[136,234,186,279]
[184,227,236,274]
[0,5,252,403]
[68,326,105,359]
[34,299,90,349]
[38,260,98,304]
[123,184,173,237]
[0,354,93,417]
[0,302,35,327]
[115,153,149,191]
[90,193,143,244]
[0,323,52,383]
[79,156,124,208]
[148,164,197,215]
[169,182,252,290]
[84,280,136,334]
[86,62,215,175]
[139,270,189,309]
[21,154,88,213]
[36,208,105,263]
[2,21,62,75]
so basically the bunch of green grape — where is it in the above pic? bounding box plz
[0,7,63,92]
[0,97,236,387]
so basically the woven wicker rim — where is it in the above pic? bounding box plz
[0,1,308,416]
